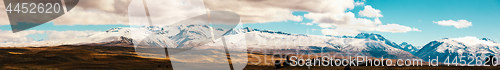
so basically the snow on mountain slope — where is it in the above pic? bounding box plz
[0,24,227,47]
[326,33,420,54]
[354,33,403,50]
[400,42,419,54]
[0,24,417,59]
[0,30,125,47]
[415,36,500,62]
[210,27,417,59]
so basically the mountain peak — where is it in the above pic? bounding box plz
[326,35,354,38]
[400,42,409,45]
[437,36,497,46]
[399,42,418,54]
[417,37,500,62]
[230,27,308,36]
[441,38,449,40]
[354,33,386,41]
[327,33,387,40]
[242,27,255,32]
[481,38,497,43]
[105,27,124,33]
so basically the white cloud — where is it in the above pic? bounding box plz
[374,18,382,24]
[204,0,356,23]
[128,0,211,26]
[318,23,333,28]
[0,0,361,26]
[44,31,99,41]
[54,0,359,25]
[66,0,358,25]
[52,7,129,25]
[433,19,472,28]
[304,12,356,25]
[1,0,420,36]
[358,5,383,18]
[0,30,99,43]
[305,10,418,35]
[301,23,314,25]
[305,12,375,35]
[354,0,365,6]
[0,0,133,25]
[305,12,379,31]
[376,24,420,33]
[1,0,210,26]
[1,0,358,25]
[0,30,44,43]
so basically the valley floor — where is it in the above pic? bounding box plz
[0,45,499,70]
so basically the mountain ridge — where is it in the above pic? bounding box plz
[0,24,430,59]
[415,36,500,62]
[90,25,418,59]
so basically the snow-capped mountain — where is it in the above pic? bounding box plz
[0,24,228,48]
[415,37,500,62]
[354,33,402,49]
[103,24,231,49]
[0,24,418,59]
[218,27,417,59]
[327,33,420,54]
[0,30,126,47]
[482,38,497,43]
[399,42,418,54]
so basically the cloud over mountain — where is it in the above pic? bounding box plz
[0,30,99,46]
[433,19,472,28]
[376,24,421,33]
[359,5,383,18]
[0,0,420,36]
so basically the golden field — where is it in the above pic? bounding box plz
[0,45,499,70]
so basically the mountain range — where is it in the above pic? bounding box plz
[1,24,499,61]
[327,33,419,54]
[416,37,500,62]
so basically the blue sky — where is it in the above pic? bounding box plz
[1,0,500,46]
